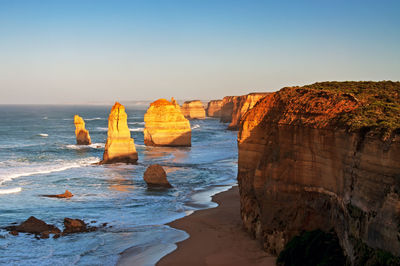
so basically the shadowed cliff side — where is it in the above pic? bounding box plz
[237,81,400,264]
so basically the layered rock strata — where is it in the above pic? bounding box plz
[206,100,223,117]
[144,98,191,146]
[74,115,91,145]
[101,102,138,164]
[218,93,269,129]
[181,100,206,119]
[237,82,400,263]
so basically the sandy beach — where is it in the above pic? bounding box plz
[115,186,275,265]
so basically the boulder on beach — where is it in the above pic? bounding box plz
[181,100,206,119]
[144,98,191,146]
[5,216,61,236]
[74,115,91,145]
[101,102,138,164]
[143,164,172,188]
[41,190,73,198]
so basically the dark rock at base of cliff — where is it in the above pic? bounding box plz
[277,230,346,266]
[5,216,61,236]
[143,164,172,188]
[62,218,97,234]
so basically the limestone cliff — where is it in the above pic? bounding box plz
[237,81,400,263]
[101,102,138,164]
[218,93,269,129]
[144,98,191,146]
[206,100,223,117]
[74,115,91,145]
[181,100,206,119]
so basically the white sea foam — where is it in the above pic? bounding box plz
[65,143,105,150]
[191,124,200,129]
[0,157,100,185]
[96,127,108,131]
[0,187,22,194]
[130,128,144,132]
[85,117,104,121]
[38,133,48,137]
[43,117,48,120]
[128,122,145,125]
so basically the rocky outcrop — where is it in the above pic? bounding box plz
[74,115,91,145]
[237,82,400,263]
[41,190,73,198]
[206,100,223,117]
[144,98,191,146]
[5,216,61,238]
[181,100,206,119]
[218,93,269,129]
[143,164,172,188]
[101,102,138,164]
[62,218,96,234]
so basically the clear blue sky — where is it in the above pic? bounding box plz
[0,0,399,104]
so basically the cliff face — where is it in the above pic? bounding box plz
[237,82,400,262]
[102,102,138,164]
[73,115,91,145]
[181,100,206,119]
[144,98,191,146]
[206,100,223,117]
[228,93,270,130]
[218,93,269,129]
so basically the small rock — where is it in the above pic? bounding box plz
[11,216,60,235]
[9,231,18,236]
[41,190,73,198]
[63,218,87,234]
[143,164,172,188]
[40,232,49,239]
[53,233,60,239]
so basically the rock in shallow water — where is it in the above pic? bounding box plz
[101,102,138,164]
[41,190,73,198]
[5,216,61,236]
[144,98,191,147]
[143,164,172,188]
[74,115,91,145]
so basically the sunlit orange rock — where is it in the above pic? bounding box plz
[101,102,138,164]
[206,100,223,117]
[42,190,74,198]
[181,100,206,119]
[74,115,91,145]
[144,98,191,146]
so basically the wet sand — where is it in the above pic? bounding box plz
[157,186,276,266]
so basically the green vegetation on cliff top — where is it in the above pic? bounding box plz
[302,81,400,139]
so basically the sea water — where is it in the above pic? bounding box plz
[0,105,238,265]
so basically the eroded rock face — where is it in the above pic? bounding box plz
[218,93,269,129]
[206,100,223,117]
[237,83,400,263]
[41,190,73,198]
[101,102,138,164]
[144,98,191,147]
[143,164,172,188]
[181,100,206,119]
[74,115,91,145]
[62,218,96,234]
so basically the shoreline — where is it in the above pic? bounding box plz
[118,186,276,266]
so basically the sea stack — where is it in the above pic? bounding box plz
[74,115,91,145]
[101,102,138,164]
[144,98,191,146]
[206,100,223,117]
[181,100,206,119]
[143,164,172,188]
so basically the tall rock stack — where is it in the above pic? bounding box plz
[144,98,191,146]
[73,115,91,145]
[101,102,138,164]
[206,100,223,117]
[181,100,206,119]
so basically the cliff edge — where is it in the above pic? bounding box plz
[237,81,400,264]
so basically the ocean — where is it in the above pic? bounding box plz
[0,105,238,265]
